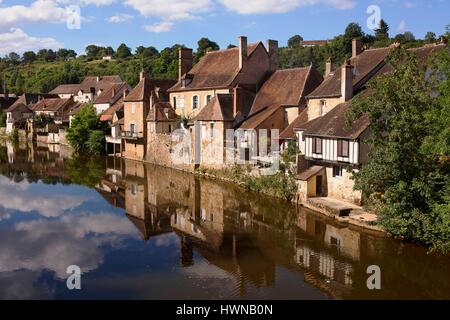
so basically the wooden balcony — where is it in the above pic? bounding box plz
[120,131,144,141]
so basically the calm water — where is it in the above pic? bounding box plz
[0,141,449,300]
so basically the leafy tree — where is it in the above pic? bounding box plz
[8,53,20,65]
[86,130,106,155]
[57,48,77,61]
[116,43,132,59]
[22,51,37,64]
[85,45,103,60]
[403,31,415,42]
[425,32,437,44]
[194,37,219,63]
[288,35,303,48]
[375,19,390,40]
[347,47,450,252]
[66,104,109,154]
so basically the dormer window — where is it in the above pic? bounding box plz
[206,95,212,106]
[320,100,327,116]
[181,78,192,88]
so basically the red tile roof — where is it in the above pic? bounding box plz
[125,78,176,102]
[279,108,309,140]
[193,94,235,122]
[169,43,262,92]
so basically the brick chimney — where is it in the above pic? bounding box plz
[178,48,193,81]
[238,36,248,70]
[325,57,332,77]
[233,86,245,117]
[341,59,354,101]
[123,89,129,100]
[111,86,116,98]
[139,70,146,82]
[266,39,278,72]
[352,38,363,58]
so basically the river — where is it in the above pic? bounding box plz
[0,141,449,299]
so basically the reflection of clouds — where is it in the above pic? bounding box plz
[0,270,54,300]
[0,206,10,221]
[154,233,179,247]
[0,213,139,278]
[0,176,87,217]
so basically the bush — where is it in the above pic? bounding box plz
[0,112,6,127]
[242,172,298,201]
[86,130,106,155]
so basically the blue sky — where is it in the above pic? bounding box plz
[0,0,448,55]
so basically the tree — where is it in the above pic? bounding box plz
[425,32,437,44]
[288,35,303,48]
[194,37,219,63]
[85,45,104,60]
[57,49,77,61]
[66,104,109,154]
[403,31,415,42]
[375,19,390,40]
[22,51,37,64]
[347,47,450,252]
[7,52,20,65]
[0,112,6,127]
[115,43,132,59]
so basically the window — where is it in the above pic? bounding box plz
[130,123,136,134]
[131,184,138,195]
[333,165,343,177]
[312,137,322,154]
[192,95,199,109]
[179,96,185,109]
[173,97,177,110]
[206,95,212,106]
[337,139,350,157]
[168,124,173,133]
[131,103,136,114]
[209,123,214,139]
[320,100,327,116]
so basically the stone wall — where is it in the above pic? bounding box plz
[324,167,362,205]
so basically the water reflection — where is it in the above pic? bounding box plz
[0,142,449,300]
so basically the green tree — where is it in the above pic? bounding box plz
[0,112,6,127]
[425,32,437,44]
[347,47,450,252]
[194,38,219,63]
[66,104,109,154]
[22,51,37,64]
[375,19,390,40]
[116,43,132,59]
[288,35,303,48]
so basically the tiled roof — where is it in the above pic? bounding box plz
[297,166,324,181]
[169,43,261,92]
[193,94,235,122]
[94,82,130,105]
[6,94,58,112]
[248,66,323,116]
[300,101,369,139]
[308,47,391,99]
[49,75,123,95]
[147,102,177,122]
[125,78,176,102]
[49,84,80,95]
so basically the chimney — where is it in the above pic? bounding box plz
[178,48,193,81]
[111,86,116,98]
[139,70,146,82]
[123,89,129,100]
[266,39,278,72]
[233,86,245,117]
[238,36,248,70]
[96,76,100,83]
[325,57,332,78]
[352,38,363,58]
[341,59,354,101]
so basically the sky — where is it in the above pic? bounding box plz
[0,0,448,55]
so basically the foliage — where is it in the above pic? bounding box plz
[347,47,450,252]
[242,173,298,201]
[10,128,19,143]
[281,139,298,166]
[33,113,52,127]
[194,38,220,63]
[288,35,303,48]
[65,154,106,188]
[66,104,109,154]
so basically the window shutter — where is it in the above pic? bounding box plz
[337,140,342,157]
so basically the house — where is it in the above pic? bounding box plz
[30,97,78,124]
[294,41,447,204]
[300,40,329,47]
[5,93,58,133]
[191,87,255,167]
[94,82,131,116]
[50,75,123,103]
[168,36,278,118]
[0,94,18,113]
[121,71,176,160]
[295,101,370,204]
[239,66,323,158]
[106,107,124,156]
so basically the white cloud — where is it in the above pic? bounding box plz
[107,13,133,23]
[0,0,71,31]
[403,1,417,8]
[397,19,406,33]
[218,0,356,14]
[145,21,174,33]
[0,28,63,55]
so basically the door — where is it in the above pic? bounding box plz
[316,175,323,196]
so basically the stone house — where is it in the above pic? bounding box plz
[94,82,131,116]
[239,66,323,160]
[50,75,124,103]
[5,93,58,133]
[121,72,176,161]
[168,36,278,119]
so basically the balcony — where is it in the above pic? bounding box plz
[106,135,122,144]
[120,131,144,140]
